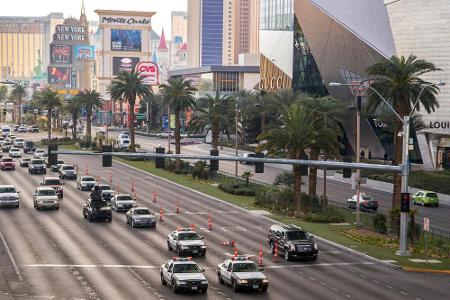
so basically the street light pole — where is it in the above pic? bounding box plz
[146,99,150,135]
[355,96,361,227]
[235,103,239,186]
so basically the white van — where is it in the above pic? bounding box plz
[1,125,11,137]
[117,134,131,148]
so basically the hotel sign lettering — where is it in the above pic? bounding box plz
[259,76,285,90]
[429,121,450,129]
[100,16,151,26]
[53,25,87,42]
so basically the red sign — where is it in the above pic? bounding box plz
[136,61,158,86]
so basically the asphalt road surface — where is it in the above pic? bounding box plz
[0,150,449,300]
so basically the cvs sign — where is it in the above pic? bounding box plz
[136,61,159,86]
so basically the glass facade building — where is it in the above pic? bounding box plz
[201,0,224,66]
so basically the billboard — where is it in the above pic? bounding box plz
[111,29,141,51]
[136,61,159,86]
[53,24,87,43]
[47,67,71,88]
[50,44,72,64]
[74,45,95,60]
[113,57,140,75]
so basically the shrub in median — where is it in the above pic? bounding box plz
[373,213,388,234]
[302,207,345,223]
[218,182,258,196]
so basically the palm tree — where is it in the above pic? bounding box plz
[64,95,82,140]
[258,104,319,214]
[78,89,103,140]
[159,77,197,169]
[301,96,344,195]
[366,54,441,208]
[109,70,153,150]
[10,83,28,124]
[34,87,63,139]
[189,92,235,150]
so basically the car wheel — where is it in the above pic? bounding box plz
[83,211,87,218]
[201,288,207,294]
[310,255,318,261]
[107,217,112,222]
[131,220,135,228]
[435,203,439,207]
[218,274,224,284]
[284,248,291,261]
[55,206,59,210]
[232,280,240,292]
[88,214,93,222]
[160,273,166,285]
[172,281,178,294]
[167,242,172,251]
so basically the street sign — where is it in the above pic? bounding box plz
[136,114,146,120]
[136,61,159,86]
[423,218,430,232]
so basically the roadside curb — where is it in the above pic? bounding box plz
[403,267,450,274]
[114,159,422,272]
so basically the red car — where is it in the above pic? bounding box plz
[0,157,15,170]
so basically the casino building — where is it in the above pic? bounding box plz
[259,0,450,170]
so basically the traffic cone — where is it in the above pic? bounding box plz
[116,184,120,193]
[272,242,280,262]
[208,215,213,230]
[152,191,157,203]
[191,223,196,231]
[159,207,164,221]
[131,179,135,192]
[176,200,180,213]
[258,245,263,267]
[108,172,112,183]
[234,244,238,258]
[96,175,100,182]
[85,166,89,175]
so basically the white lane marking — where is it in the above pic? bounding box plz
[400,291,408,296]
[373,280,380,284]
[320,281,327,286]
[266,262,375,269]
[199,227,210,233]
[23,264,159,269]
[0,229,23,281]
[219,226,228,232]
[359,274,367,278]
[236,226,247,231]
[345,294,351,298]
[386,285,393,289]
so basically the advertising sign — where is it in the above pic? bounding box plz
[74,45,95,60]
[50,44,72,64]
[100,15,151,26]
[53,25,87,42]
[48,67,71,88]
[112,57,140,75]
[111,29,141,51]
[136,61,158,86]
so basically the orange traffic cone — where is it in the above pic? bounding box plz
[208,215,213,230]
[159,207,164,221]
[191,223,196,231]
[176,200,180,213]
[152,191,157,203]
[272,242,280,262]
[258,245,263,266]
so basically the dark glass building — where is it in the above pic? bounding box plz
[201,0,224,66]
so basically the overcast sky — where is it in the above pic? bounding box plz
[0,0,187,36]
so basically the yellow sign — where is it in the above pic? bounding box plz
[56,89,79,95]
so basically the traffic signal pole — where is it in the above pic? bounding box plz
[397,115,410,256]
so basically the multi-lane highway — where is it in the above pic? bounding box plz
[0,145,449,299]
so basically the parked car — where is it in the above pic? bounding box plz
[413,191,439,207]
[126,207,157,228]
[40,177,64,198]
[160,257,208,294]
[28,159,46,174]
[28,125,39,133]
[0,157,15,170]
[77,176,97,191]
[23,141,36,154]
[0,185,20,208]
[19,158,31,167]
[17,126,27,133]
[110,194,137,212]
[13,138,25,148]
[240,152,255,165]
[9,147,21,158]
[59,164,77,179]
[346,193,379,212]
[33,187,59,210]
[83,198,112,222]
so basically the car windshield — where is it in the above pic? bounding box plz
[2,158,13,162]
[22,159,30,161]
[62,166,74,170]
[286,230,309,240]
[117,195,133,201]
[361,195,374,201]
[92,200,108,208]
[56,161,64,165]
[99,185,112,190]
[36,150,44,153]
[45,180,61,185]
[32,160,44,164]
[38,189,56,196]
[232,262,258,272]
[0,187,16,193]
[82,177,95,182]
[134,209,150,215]
[15,139,23,142]
[426,193,438,198]
[173,263,201,273]
[10,148,19,151]
[178,232,200,240]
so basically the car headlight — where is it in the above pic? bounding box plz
[201,280,208,285]
[100,207,111,211]
[288,243,295,251]
[238,279,248,284]
[200,245,206,248]
[37,200,43,203]
[177,280,187,285]
[314,242,318,250]
[262,279,269,283]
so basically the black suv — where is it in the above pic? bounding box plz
[267,224,318,261]
[83,198,112,222]
[24,141,36,154]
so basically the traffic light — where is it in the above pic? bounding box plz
[210,149,219,171]
[255,152,264,173]
[343,157,352,178]
[48,144,58,166]
[102,145,113,167]
[401,193,410,212]
[155,146,165,168]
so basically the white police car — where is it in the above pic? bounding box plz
[160,257,208,294]
[167,228,206,256]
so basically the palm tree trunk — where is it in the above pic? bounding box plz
[175,110,181,170]
[72,115,78,140]
[86,111,92,140]
[47,109,52,140]
[129,98,136,151]
[308,148,319,195]
[212,122,219,150]
[119,99,123,126]
[293,165,302,215]
[18,97,22,124]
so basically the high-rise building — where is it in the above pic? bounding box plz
[0,13,64,81]
[187,0,258,67]
[171,11,187,45]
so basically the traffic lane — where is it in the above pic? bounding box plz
[71,156,448,300]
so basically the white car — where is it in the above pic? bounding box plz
[13,138,25,148]
[9,147,22,157]
[157,131,174,138]
[34,149,46,158]
[33,186,59,210]
[117,134,131,148]
[0,185,20,208]
[160,257,208,294]
[111,194,137,212]
[59,164,77,179]
[17,126,27,133]
[77,176,97,191]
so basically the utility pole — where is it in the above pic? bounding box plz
[167,106,171,153]
[355,96,362,227]
[235,103,239,186]
[323,112,327,199]
[397,115,410,256]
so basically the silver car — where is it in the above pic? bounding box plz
[111,194,137,212]
[33,187,59,210]
[77,176,97,191]
[126,207,157,228]
[0,185,20,208]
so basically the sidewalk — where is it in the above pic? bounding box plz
[332,173,450,207]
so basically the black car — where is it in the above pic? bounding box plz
[28,159,46,174]
[24,141,36,154]
[267,224,318,261]
[83,198,112,222]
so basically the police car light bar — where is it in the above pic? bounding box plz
[176,227,192,232]
[173,257,192,261]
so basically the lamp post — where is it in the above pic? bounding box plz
[329,80,445,256]
[235,102,239,186]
